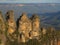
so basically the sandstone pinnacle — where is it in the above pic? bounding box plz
[6,10,17,42]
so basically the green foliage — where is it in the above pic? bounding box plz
[26,39,40,45]
[0,30,3,34]
[0,39,2,44]
[0,24,60,45]
[5,28,60,45]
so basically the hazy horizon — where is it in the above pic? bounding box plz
[0,0,60,3]
[0,3,60,30]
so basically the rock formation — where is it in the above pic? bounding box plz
[30,14,40,39]
[5,10,17,42]
[41,27,46,35]
[17,13,40,43]
[0,10,58,45]
[0,11,6,45]
[18,13,32,42]
[0,11,5,32]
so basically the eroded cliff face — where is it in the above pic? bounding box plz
[0,11,41,43]
[0,10,60,45]
[5,11,40,43]
[0,11,5,32]
[6,10,17,42]
[31,14,40,39]
[0,11,6,45]
[18,13,32,42]
[17,13,40,43]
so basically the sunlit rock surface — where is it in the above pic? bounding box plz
[41,27,46,35]
[0,10,59,45]
[17,13,40,43]
[18,13,32,42]
[0,11,5,32]
[6,10,17,42]
[0,11,6,45]
[31,14,40,39]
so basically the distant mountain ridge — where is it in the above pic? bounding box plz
[38,11,60,30]
[0,3,60,30]
[25,11,60,30]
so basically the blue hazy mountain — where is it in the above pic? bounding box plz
[39,11,60,30]
[0,3,60,30]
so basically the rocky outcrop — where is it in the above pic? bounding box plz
[0,11,5,32]
[0,11,6,45]
[0,10,59,45]
[41,27,46,35]
[30,14,40,39]
[5,10,17,42]
[18,13,32,42]
[17,13,40,43]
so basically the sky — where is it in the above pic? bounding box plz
[0,0,60,3]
